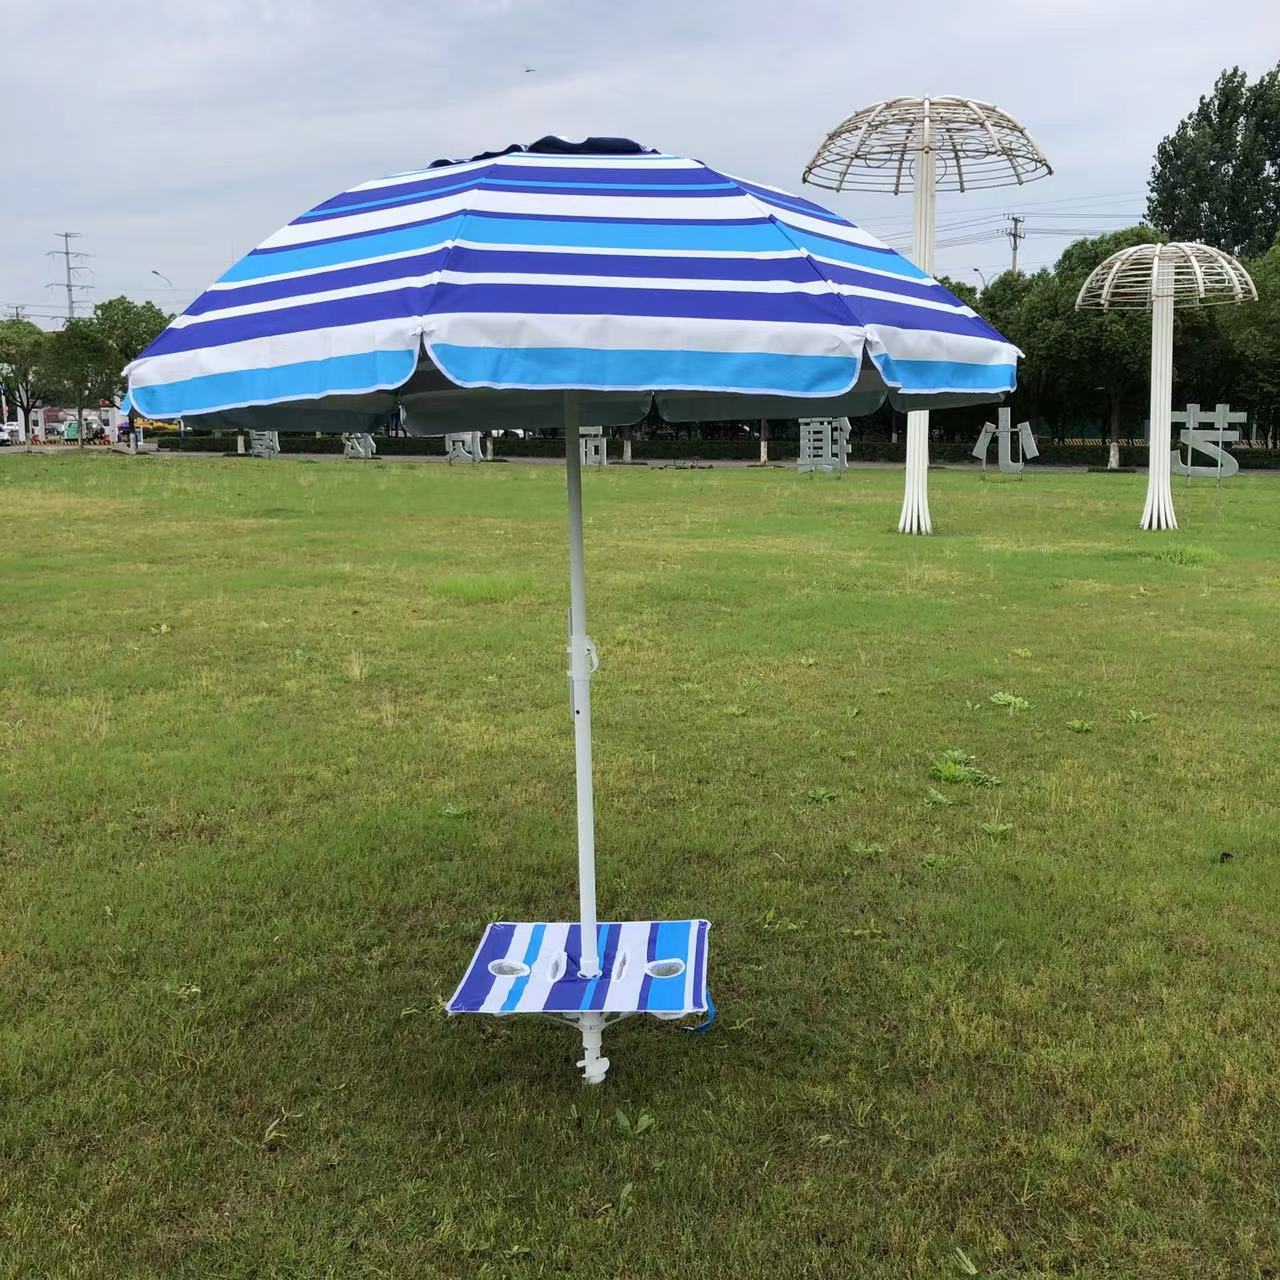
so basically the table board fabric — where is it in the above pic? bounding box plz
[447,919,710,1016]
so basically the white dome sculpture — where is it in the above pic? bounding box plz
[804,96,1052,195]
[805,98,1051,535]
[1077,242,1258,531]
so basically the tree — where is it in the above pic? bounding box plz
[0,318,52,450]
[44,319,118,450]
[1147,64,1280,258]
[90,296,172,405]
[1215,241,1280,444]
[937,274,979,310]
[1047,228,1163,467]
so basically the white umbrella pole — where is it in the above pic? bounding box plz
[564,392,602,978]
[899,140,936,535]
[1141,260,1177,531]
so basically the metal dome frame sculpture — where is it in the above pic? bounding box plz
[1076,242,1257,531]
[805,97,1051,534]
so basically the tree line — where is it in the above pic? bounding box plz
[0,298,171,446]
[932,62,1280,450]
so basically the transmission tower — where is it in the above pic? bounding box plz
[46,232,93,319]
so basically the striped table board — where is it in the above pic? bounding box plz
[448,920,710,1018]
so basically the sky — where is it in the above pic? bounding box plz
[3,0,1277,326]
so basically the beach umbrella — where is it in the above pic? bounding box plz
[125,135,1018,1082]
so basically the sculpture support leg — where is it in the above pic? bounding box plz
[898,412,932,534]
[1141,284,1177,531]
[898,142,936,535]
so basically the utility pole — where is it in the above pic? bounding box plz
[46,232,92,319]
[1005,215,1026,274]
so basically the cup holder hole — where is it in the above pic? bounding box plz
[488,959,531,978]
[645,958,685,979]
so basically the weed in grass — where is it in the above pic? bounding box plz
[1126,709,1157,724]
[921,853,953,870]
[844,705,862,719]
[1139,542,1219,568]
[615,1110,656,1138]
[846,840,887,861]
[1067,719,1095,733]
[805,786,838,804]
[440,802,472,818]
[923,787,954,809]
[930,754,1001,787]
[980,821,1014,839]
[724,704,747,718]
[761,908,806,932]
[799,655,817,668]
[1010,647,1032,659]
[990,691,1031,711]
[346,649,369,682]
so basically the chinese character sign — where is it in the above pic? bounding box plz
[798,418,850,475]
[973,408,1038,477]
[1170,403,1245,483]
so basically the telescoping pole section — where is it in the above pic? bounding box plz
[564,392,602,978]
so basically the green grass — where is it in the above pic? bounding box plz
[2,454,1279,1278]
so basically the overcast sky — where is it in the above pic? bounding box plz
[4,0,1277,325]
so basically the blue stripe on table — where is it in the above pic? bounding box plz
[690,919,708,1011]
[449,923,515,1012]
[644,921,694,1013]
[499,922,547,1013]
[543,924,587,1011]
[584,924,625,1011]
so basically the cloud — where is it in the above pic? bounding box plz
[5,0,1276,318]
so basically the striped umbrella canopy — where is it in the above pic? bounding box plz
[124,135,1019,1084]
[124,135,1017,431]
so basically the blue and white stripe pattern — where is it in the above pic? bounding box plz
[448,919,710,1018]
[124,136,1017,423]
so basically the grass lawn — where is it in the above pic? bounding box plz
[2,452,1278,1279]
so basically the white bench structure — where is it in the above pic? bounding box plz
[797,417,849,475]
[342,432,377,460]
[1170,402,1245,485]
[973,406,1038,478]
[445,431,484,463]
[580,425,607,467]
